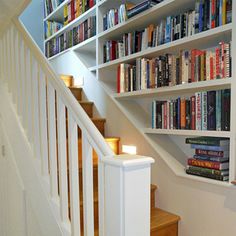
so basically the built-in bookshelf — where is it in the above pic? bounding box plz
[45,0,236,186]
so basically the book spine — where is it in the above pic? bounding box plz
[186,168,229,181]
[201,91,207,130]
[195,149,228,157]
[188,158,224,170]
[207,90,216,130]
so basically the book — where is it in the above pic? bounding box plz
[186,168,229,181]
[190,144,229,151]
[186,137,229,146]
[195,149,229,158]
[187,158,229,170]
[186,165,229,176]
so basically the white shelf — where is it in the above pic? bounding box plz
[45,5,97,43]
[47,48,70,61]
[98,23,232,69]
[143,128,231,138]
[113,78,232,99]
[89,66,97,72]
[44,0,69,22]
[72,36,96,53]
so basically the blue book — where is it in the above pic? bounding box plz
[216,90,222,130]
[199,0,203,32]
[165,16,171,43]
[219,0,223,26]
[191,144,229,151]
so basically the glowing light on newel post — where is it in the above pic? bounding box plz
[122,145,137,155]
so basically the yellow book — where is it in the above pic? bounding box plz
[64,4,68,26]
[222,0,227,25]
[75,0,80,18]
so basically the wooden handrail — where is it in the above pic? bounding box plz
[12,18,113,158]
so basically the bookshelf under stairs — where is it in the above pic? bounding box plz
[60,75,180,235]
[45,0,236,187]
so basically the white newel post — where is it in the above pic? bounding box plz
[101,155,154,236]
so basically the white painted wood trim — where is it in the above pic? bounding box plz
[82,134,94,236]
[68,112,81,236]
[47,82,58,199]
[56,97,70,224]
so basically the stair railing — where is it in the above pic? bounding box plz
[0,17,153,236]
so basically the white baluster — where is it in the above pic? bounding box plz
[25,47,33,143]
[98,156,105,236]
[39,68,49,176]
[20,40,27,130]
[32,57,41,160]
[14,30,21,114]
[47,82,58,198]
[68,112,80,236]
[6,29,11,91]
[3,33,7,82]
[56,97,69,223]
[16,32,23,117]
[82,133,94,236]
[10,25,16,104]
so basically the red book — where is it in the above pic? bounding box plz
[210,55,214,80]
[117,65,120,93]
[71,0,75,22]
[89,0,94,8]
[211,0,216,29]
[215,47,220,79]
[220,42,225,79]
[180,98,186,129]
[188,158,229,170]
[190,96,196,130]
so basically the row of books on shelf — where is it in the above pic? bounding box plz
[103,0,163,31]
[45,16,96,58]
[44,0,65,17]
[151,89,230,131]
[116,42,231,94]
[44,21,64,39]
[64,0,96,26]
[44,0,95,19]
[104,0,232,63]
[185,137,229,181]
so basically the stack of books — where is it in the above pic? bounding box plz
[64,0,96,26]
[104,0,232,61]
[185,137,229,181]
[44,21,64,39]
[116,42,231,93]
[151,89,230,131]
[45,16,96,58]
[44,0,65,17]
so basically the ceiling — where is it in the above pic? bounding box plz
[0,0,29,31]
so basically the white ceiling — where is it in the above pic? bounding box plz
[0,0,28,31]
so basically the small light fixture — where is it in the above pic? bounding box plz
[122,145,137,155]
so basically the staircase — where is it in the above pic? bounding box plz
[61,75,180,236]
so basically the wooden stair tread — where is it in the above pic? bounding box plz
[151,208,180,232]
[69,86,82,90]
[79,101,94,105]
[104,137,120,141]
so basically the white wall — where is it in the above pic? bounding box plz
[0,121,43,236]
[50,52,236,236]
[20,0,44,51]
